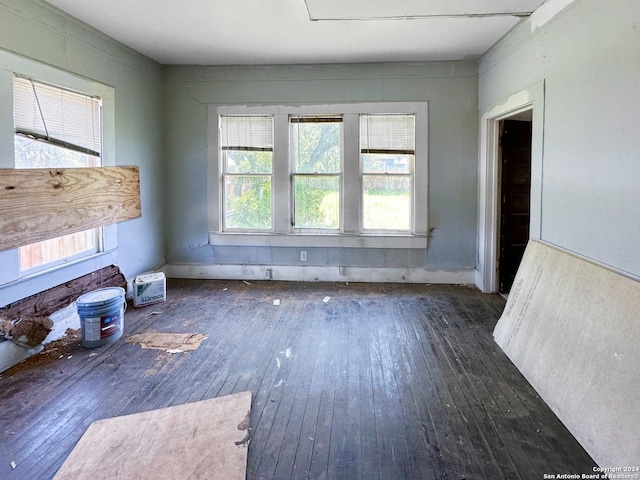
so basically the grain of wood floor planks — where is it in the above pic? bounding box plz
[0,280,596,479]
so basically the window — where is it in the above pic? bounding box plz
[220,115,274,231]
[210,102,428,249]
[290,116,342,231]
[360,114,415,232]
[13,76,103,272]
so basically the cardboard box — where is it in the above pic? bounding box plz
[133,273,166,307]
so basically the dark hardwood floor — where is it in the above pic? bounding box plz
[0,280,595,479]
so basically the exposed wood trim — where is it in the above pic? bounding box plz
[0,265,125,319]
[0,166,140,251]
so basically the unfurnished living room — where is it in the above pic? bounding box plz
[0,0,638,479]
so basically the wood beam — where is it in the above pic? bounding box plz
[0,166,140,251]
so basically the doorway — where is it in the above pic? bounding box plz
[477,81,543,294]
[497,114,532,294]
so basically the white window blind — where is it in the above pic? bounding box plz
[360,114,415,154]
[13,76,101,156]
[220,115,273,151]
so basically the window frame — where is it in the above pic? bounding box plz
[359,113,416,234]
[219,114,275,232]
[208,102,428,249]
[13,76,105,274]
[0,50,117,303]
[289,115,344,233]
[17,223,104,276]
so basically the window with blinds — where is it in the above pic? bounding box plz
[13,76,101,157]
[211,103,427,243]
[360,114,415,231]
[13,75,102,272]
[220,115,274,230]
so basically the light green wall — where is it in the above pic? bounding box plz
[479,0,640,279]
[164,63,479,273]
[480,0,640,466]
[0,0,165,304]
[1,1,482,293]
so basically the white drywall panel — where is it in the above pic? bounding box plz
[494,240,640,467]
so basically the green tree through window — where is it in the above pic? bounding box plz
[291,116,342,230]
[221,115,273,230]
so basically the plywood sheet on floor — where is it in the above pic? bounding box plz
[494,239,640,467]
[53,391,251,480]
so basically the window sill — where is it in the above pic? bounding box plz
[209,233,427,249]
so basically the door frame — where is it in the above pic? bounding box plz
[476,81,545,293]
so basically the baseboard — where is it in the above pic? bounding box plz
[165,264,476,284]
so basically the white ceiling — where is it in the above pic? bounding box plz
[43,0,548,66]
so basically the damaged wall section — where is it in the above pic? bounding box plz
[0,265,126,373]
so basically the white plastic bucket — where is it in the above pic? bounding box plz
[76,287,126,348]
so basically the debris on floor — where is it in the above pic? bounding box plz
[125,333,207,352]
[0,315,54,347]
[2,328,81,376]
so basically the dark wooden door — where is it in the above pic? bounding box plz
[499,119,532,294]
